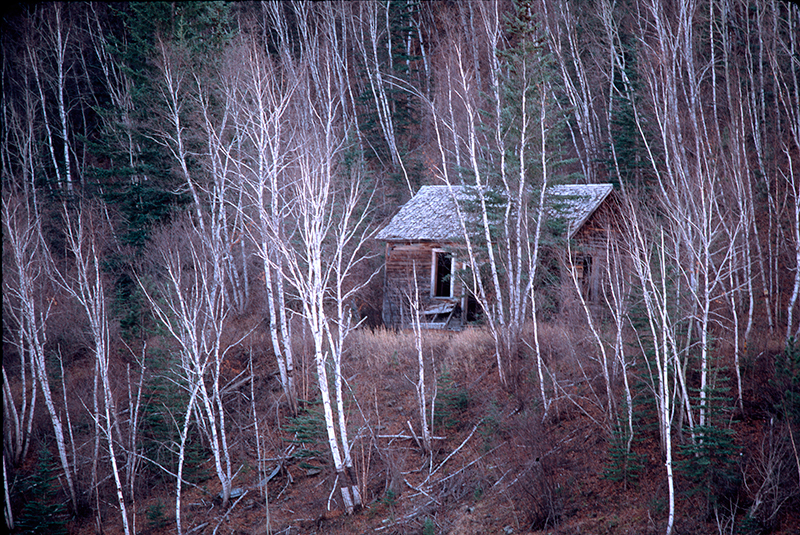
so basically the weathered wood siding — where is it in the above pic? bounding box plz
[572,201,617,251]
[567,200,621,308]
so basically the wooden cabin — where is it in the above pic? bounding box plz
[376,183,617,329]
[548,183,618,307]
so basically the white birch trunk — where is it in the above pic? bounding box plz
[231,37,298,414]
[53,5,72,191]
[140,219,243,516]
[527,91,554,416]
[658,234,676,535]
[776,4,800,340]
[2,196,77,509]
[264,39,373,511]
[568,238,615,425]
[175,382,201,535]
[31,311,77,508]
[606,239,635,450]
[410,262,432,453]
[3,457,13,530]
[58,204,131,534]
[786,163,800,342]
[628,213,676,535]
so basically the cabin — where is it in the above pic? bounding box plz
[548,183,618,307]
[375,183,617,329]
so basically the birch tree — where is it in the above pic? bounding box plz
[1,11,78,512]
[147,37,254,525]
[1,75,41,471]
[770,2,800,341]
[228,34,299,415]
[538,0,606,185]
[407,262,432,454]
[28,3,74,192]
[266,42,374,514]
[352,0,410,188]
[2,194,77,510]
[427,0,558,388]
[2,196,40,469]
[141,217,241,531]
[56,201,132,535]
[196,75,250,315]
[606,0,742,438]
[625,204,677,535]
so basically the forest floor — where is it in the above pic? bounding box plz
[52,325,800,535]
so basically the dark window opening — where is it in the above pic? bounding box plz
[466,294,481,323]
[434,252,453,297]
[576,255,593,301]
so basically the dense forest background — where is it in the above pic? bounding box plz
[2,1,799,534]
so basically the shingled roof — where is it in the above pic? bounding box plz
[548,183,614,239]
[375,183,614,242]
[375,185,470,242]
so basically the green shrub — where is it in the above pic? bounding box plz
[772,337,800,424]
[433,369,470,431]
[286,400,327,461]
[138,347,210,486]
[12,448,68,535]
[146,501,169,530]
[603,414,643,488]
[678,383,741,516]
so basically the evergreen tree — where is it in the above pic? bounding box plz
[603,38,657,194]
[86,3,236,337]
[678,363,741,517]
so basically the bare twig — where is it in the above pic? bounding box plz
[403,479,440,505]
[428,419,483,480]
[212,490,248,535]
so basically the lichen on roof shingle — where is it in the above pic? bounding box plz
[375,185,471,242]
[375,183,614,242]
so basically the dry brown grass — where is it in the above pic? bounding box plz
[521,320,595,377]
[442,327,495,378]
[346,326,495,382]
[346,327,416,374]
